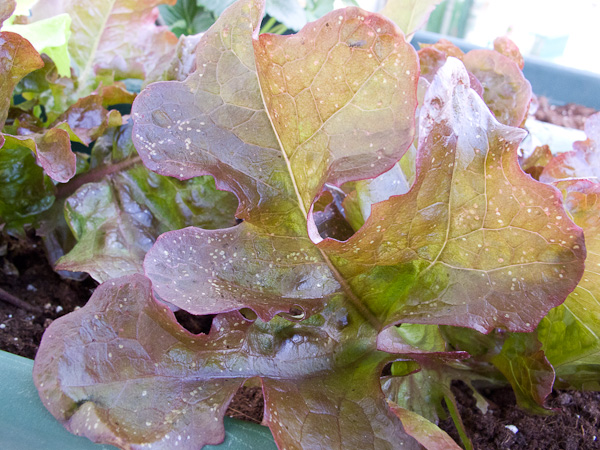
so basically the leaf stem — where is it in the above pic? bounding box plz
[260,17,277,34]
[444,391,474,450]
[0,286,41,313]
[56,156,141,199]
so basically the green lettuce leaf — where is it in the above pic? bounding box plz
[55,121,238,282]
[0,139,55,231]
[538,180,600,367]
[3,13,72,77]
[381,0,444,41]
[30,0,178,96]
[490,332,554,414]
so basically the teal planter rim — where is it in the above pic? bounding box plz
[0,350,276,450]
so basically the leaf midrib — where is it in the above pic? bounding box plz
[74,0,117,98]
[253,37,383,332]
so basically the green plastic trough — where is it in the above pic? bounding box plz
[0,350,277,450]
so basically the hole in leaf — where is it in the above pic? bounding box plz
[278,305,306,322]
[240,308,257,322]
[313,185,354,241]
[381,362,394,377]
[226,382,264,424]
[174,310,215,335]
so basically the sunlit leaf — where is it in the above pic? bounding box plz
[318,58,584,332]
[3,13,72,76]
[30,0,178,96]
[381,0,444,41]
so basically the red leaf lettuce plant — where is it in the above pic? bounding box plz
[0,0,595,448]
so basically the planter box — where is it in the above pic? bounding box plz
[0,350,276,450]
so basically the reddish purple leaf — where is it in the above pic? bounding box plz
[34,274,421,449]
[317,58,585,333]
[463,49,531,127]
[134,0,419,321]
[0,31,44,128]
[3,128,76,182]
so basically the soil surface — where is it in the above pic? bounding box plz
[439,382,600,450]
[534,96,597,130]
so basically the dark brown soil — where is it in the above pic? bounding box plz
[0,232,97,359]
[534,96,597,130]
[439,381,600,450]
